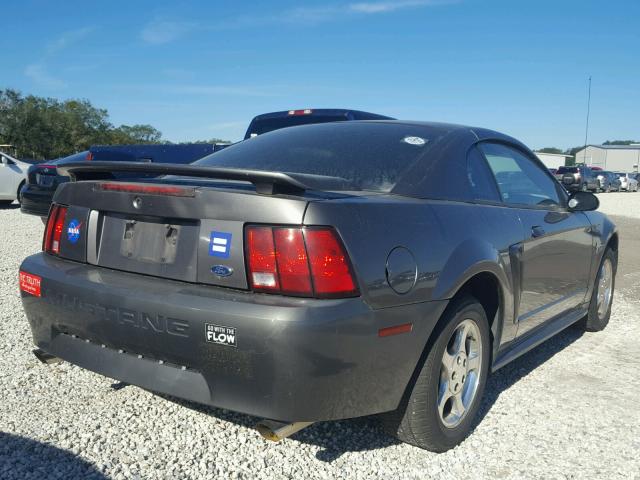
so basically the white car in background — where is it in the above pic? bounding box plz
[0,152,30,206]
[615,172,639,192]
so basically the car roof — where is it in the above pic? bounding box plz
[249,108,394,121]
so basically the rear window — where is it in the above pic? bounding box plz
[557,167,577,174]
[245,115,348,138]
[54,151,90,165]
[197,122,444,192]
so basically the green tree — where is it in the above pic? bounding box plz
[0,89,166,159]
[108,124,163,144]
[603,140,639,145]
[537,147,564,154]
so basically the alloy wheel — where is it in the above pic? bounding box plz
[437,319,483,429]
[597,258,613,319]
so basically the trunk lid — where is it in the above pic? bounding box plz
[52,178,314,290]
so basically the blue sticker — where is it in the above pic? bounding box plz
[67,219,82,244]
[209,231,232,258]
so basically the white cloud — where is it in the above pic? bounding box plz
[141,19,197,45]
[349,0,442,14]
[24,27,95,88]
[24,64,67,89]
[281,0,451,23]
[165,84,282,97]
[118,83,280,98]
[45,26,95,54]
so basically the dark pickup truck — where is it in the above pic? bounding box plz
[244,108,393,139]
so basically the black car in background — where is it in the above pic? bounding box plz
[555,165,599,192]
[20,144,218,218]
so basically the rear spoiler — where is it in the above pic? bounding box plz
[56,161,307,195]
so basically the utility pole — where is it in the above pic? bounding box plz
[583,76,592,165]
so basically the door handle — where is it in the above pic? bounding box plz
[531,226,546,238]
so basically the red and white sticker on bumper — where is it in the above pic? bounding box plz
[19,271,42,297]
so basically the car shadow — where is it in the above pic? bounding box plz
[0,202,19,210]
[154,392,399,463]
[152,325,584,463]
[0,431,107,479]
[475,324,584,426]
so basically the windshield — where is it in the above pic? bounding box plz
[557,167,577,174]
[197,122,444,192]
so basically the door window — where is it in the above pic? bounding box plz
[479,143,561,207]
[466,147,501,202]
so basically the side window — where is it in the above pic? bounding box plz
[467,147,501,202]
[479,142,561,207]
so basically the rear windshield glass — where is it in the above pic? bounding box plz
[245,115,347,138]
[198,122,443,192]
[557,167,577,174]
[54,151,89,165]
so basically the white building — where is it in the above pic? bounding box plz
[574,145,640,172]
[534,152,571,169]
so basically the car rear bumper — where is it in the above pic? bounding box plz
[20,186,53,217]
[20,253,447,422]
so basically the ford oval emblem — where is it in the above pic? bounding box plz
[211,265,233,277]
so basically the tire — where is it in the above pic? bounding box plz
[581,248,617,332]
[0,200,13,207]
[16,180,25,204]
[381,296,491,452]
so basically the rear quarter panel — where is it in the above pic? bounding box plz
[304,198,524,345]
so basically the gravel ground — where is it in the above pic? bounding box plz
[1,203,639,479]
[595,191,640,220]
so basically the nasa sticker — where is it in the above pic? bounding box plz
[402,136,427,146]
[206,324,237,348]
[67,219,82,244]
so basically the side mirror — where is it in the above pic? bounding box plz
[568,191,599,211]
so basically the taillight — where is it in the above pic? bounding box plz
[246,227,280,292]
[304,229,356,296]
[245,226,358,298]
[288,109,313,116]
[43,204,68,255]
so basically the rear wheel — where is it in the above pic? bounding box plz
[17,181,25,204]
[0,200,13,207]
[581,248,616,332]
[381,296,490,452]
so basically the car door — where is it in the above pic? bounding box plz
[478,142,594,338]
[0,154,19,198]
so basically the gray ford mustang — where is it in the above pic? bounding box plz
[19,121,617,452]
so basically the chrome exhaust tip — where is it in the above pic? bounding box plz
[32,349,62,365]
[255,420,313,442]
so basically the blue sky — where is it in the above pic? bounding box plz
[2,0,639,149]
